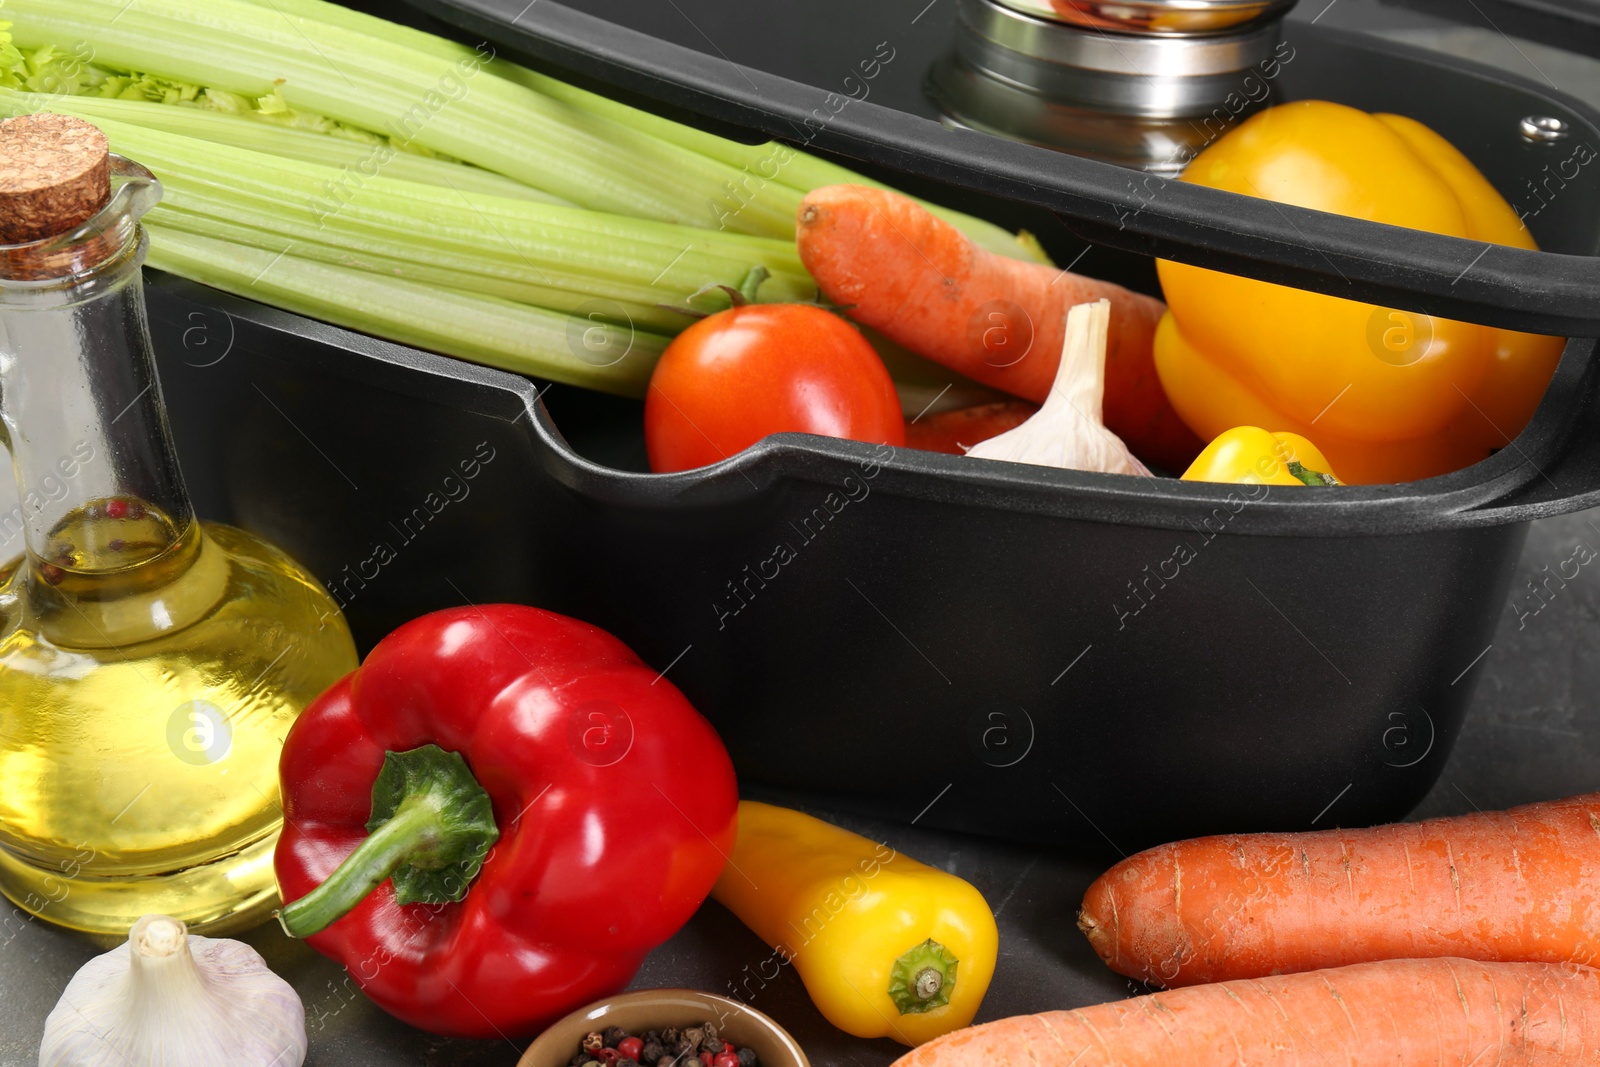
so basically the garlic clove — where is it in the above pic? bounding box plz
[40,914,307,1067]
[965,299,1152,477]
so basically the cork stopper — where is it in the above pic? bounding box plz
[0,114,111,245]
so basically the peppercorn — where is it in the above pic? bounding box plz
[736,1049,758,1067]
[603,1026,629,1049]
[702,1038,725,1055]
[642,1031,661,1046]
[682,1027,705,1052]
[569,1053,590,1067]
[658,1028,681,1049]
[616,1060,638,1067]
[701,1022,719,1042]
[640,1042,664,1064]
[583,1033,605,1054]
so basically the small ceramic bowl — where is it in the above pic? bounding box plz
[517,989,811,1067]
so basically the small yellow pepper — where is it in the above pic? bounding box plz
[1155,100,1565,484]
[710,801,997,1047]
[1181,426,1341,485]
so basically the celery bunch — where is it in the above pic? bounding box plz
[0,0,1043,395]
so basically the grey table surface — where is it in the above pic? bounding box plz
[10,501,1600,1067]
[7,2,1600,1065]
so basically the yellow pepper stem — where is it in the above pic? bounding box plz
[710,800,998,1045]
[888,939,958,1015]
[1287,460,1340,486]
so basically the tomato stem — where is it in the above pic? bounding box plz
[675,264,772,317]
[735,265,769,306]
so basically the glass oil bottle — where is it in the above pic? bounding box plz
[0,114,358,937]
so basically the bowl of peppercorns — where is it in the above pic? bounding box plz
[516,989,810,1067]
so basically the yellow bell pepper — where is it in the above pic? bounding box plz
[1155,100,1564,484]
[1182,426,1341,485]
[710,800,997,1046]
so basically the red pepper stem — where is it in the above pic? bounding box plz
[274,744,500,939]
[276,802,439,938]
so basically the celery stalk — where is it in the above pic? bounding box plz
[1,0,1054,397]
[495,68,1047,261]
[45,110,814,302]
[5,0,802,235]
[228,0,1049,263]
[3,91,572,205]
[12,0,1049,260]
[233,0,848,195]
[146,229,670,396]
[151,207,688,333]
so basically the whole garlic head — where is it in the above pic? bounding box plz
[40,914,307,1067]
[966,298,1152,477]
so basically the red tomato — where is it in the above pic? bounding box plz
[644,304,905,473]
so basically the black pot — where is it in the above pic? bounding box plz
[145,0,1600,849]
[148,269,1600,851]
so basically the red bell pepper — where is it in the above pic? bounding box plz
[273,604,738,1038]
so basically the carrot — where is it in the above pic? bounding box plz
[796,185,1204,472]
[1078,792,1600,989]
[905,401,1038,455]
[890,958,1600,1067]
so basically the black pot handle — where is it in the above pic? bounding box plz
[1458,336,1600,522]
[1380,0,1600,60]
[409,0,1600,337]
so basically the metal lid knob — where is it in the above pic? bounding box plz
[990,0,1297,35]
[930,0,1299,172]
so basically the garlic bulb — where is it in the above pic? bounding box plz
[966,299,1152,476]
[40,914,307,1067]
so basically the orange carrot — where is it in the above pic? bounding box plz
[1079,793,1600,989]
[905,401,1038,455]
[892,958,1600,1067]
[796,185,1203,472]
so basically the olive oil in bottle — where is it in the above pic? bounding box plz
[0,115,357,937]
